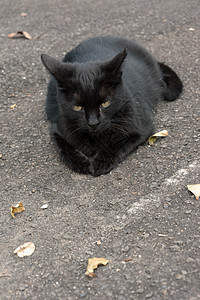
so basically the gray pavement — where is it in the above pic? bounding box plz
[0,0,200,299]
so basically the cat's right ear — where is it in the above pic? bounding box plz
[41,54,73,83]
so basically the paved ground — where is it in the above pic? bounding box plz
[0,0,200,299]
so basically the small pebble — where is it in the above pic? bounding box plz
[137,288,144,294]
[169,245,180,252]
[80,292,87,298]
[145,291,154,298]
[185,210,192,214]
[41,204,48,209]
[186,257,194,263]
[175,274,184,280]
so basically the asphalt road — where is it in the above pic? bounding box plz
[0,0,200,299]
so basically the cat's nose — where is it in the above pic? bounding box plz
[87,114,100,130]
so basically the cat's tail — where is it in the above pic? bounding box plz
[158,62,183,101]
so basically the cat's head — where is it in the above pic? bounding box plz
[41,49,127,132]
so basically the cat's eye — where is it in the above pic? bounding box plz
[73,105,83,111]
[101,101,110,108]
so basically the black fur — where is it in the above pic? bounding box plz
[41,36,183,176]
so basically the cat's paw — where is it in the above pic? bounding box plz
[89,159,115,176]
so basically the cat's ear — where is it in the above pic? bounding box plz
[102,49,127,84]
[41,54,73,83]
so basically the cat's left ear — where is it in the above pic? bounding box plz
[41,54,74,83]
[102,49,127,83]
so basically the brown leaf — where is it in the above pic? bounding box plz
[23,31,32,40]
[14,242,35,257]
[85,257,110,277]
[11,202,25,218]
[124,258,133,262]
[149,130,168,145]
[8,31,32,40]
[187,184,200,200]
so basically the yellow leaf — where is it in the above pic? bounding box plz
[10,104,16,109]
[14,242,35,257]
[187,184,200,200]
[11,202,25,218]
[85,257,110,277]
[149,130,168,145]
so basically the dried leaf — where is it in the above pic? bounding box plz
[10,104,16,109]
[11,202,25,218]
[187,184,200,200]
[8,32,17,38]
[124,258,133,262]
[149,130,168,145]
[8,31,32,40]
[14,242,35,257]
[85,257,110,277]
[23,31,32,40]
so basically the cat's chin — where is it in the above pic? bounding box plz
[86,125,100,135]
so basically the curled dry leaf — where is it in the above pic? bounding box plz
[11,202,25,218]
[8,31,32,40]
[85,257,110,277]
[187,184,200,200]
[14,242,35,257]
[149,130,168,145]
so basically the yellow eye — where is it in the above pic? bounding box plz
[73,105,83,111]
[101,101,110,108]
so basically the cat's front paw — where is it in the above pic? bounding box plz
[89,158,115,176]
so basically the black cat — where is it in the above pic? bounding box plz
[41,36,182,176]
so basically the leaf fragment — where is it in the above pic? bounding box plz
[85,257,110,277]
[14,242,35,257]
[8,31,32,40]
[10,104,16,109]
[149,130,169,145]
[187,184,200,200]
[124,258,133,262]
[11,202,25,218]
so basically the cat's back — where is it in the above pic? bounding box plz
[63,36,157,68]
